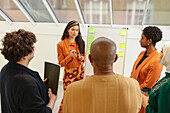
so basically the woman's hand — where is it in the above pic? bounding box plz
[42,78,47,83]
[48,88,57,101]
[142,93,149,108]
[78,56,84,61]
[47,88,57,110]
[70,50,76,57]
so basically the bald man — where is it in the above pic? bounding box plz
[63,37,142,113]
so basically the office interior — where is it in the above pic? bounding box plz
[0,0,170,112]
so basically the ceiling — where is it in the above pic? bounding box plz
[0,0,170,25]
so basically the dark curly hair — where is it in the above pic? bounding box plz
[0,29,37,62]
[142,26,162,46]
[61,20,85,55]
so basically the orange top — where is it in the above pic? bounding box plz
[57,38,85,68]
[130,49,163,89]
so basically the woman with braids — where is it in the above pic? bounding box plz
[57,20,85,113]
[0,29,57,113]
[130,26,163,113]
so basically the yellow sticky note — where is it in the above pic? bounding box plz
[89,28,95,34]
[120,43,126,48]
[120,30,126,36]
[89,36,94,42]
[88,43,91,48]
[118,51,124,57]
[87,48,90,54]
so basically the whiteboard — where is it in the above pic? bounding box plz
[84,26,128,76]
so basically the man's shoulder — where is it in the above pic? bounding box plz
[116,74,139,85]
[67,76,92,89]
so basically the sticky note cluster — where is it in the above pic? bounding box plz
[88,28,96,54]
[118,42,126,57]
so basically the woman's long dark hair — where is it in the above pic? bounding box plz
[61,20,85,55]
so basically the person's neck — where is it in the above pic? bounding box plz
[146,46,155,56]
[68,37,75,42]
[16,60,29,67]
[94,66,115,75]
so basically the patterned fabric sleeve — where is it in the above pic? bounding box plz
[146,81,170,113]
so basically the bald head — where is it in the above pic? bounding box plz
[90,37,117,67]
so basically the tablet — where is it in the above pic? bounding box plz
[44,62,60,95]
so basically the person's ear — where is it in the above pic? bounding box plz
[114,54,118,62]
[147,39,152,45]
[88,54,93,64]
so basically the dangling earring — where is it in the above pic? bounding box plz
[148,43,150,46]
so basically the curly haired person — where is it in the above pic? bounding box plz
[131,26,163,113]
[0,29,57,113]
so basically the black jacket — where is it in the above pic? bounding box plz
[0,62,52,113]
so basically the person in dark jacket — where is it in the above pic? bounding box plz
[0,29,57,113]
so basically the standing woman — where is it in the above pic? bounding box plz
[130,26,163,113]
[142,42,170,113]
[57,20,85,113]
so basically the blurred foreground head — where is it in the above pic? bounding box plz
[1,29,37,62]
[160,42,170,72]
